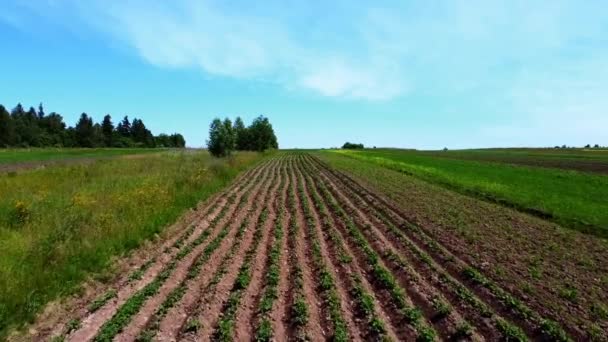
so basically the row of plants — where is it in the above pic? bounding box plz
[295,171,349,341]
[214,207,270,340]
[306,156,573,341]
[308,162,480,340]
[311,168,438,342]
[285,167,310,339]
[179,160,280,338]
[304,156,527,340]
[301,166,395,340]
[136,187,256,341]
[254,167,287,341]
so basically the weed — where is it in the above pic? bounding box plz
[66,318,81,333]
[558,287,578,303]
[454,321,473,338]
[88,289,117,313]
[184,318,201,333]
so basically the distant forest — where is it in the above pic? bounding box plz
[0,103,185,148]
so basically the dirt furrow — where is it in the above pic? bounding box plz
[294,163,375,341]
[287,158,329,340]
[180,159,282,341]
[116,159,280,341]
[64,161,272,342]
[128,158,280,341]
[305,155,569,340]
[306,157,442,340]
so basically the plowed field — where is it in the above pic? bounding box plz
[32,153,581,341]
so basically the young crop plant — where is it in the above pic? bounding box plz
[88,289,117,313]
[351,276,390,340]
[128,258,157,283]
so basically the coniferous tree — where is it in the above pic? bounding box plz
[75,113,95,147]
[37,103,45,119]
[0,103,185,149]
[0,105,15,147]
[101,114,114,147]
[117,116,131,137]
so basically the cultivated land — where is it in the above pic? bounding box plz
[331,149,608,237]
[0,150,263,339]
[11,152,606,341]
[415,148,608,175]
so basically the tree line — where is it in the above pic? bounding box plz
[342,142,365,149]
[207,116,278,157]
[0,103,185,148]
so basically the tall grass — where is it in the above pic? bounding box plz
[0,150,264,338]
[329,149,608,236]
[0,148,163,164]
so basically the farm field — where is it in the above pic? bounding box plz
[413,148,608,175]
[0,148,165,173]
[15,152,606,342]
[330,149,608,237]
[0,150,264,339]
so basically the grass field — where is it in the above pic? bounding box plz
[0,148,164,165]
[328,149,608,237]
[417,148,608,174]
[0,150,264,338]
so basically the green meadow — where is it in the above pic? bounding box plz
[0,148,163,165]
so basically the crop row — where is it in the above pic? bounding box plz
[305,154,572,341]
[213,206,270,340]
[254,166,288,341]
[295,170,350,341]
[285,171,310,339]
[308,158,438,341]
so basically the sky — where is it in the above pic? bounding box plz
[0,0,607,149]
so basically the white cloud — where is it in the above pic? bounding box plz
[68,0,409,100]
[2,0,608,110]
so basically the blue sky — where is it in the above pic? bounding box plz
[0,0,606,149]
